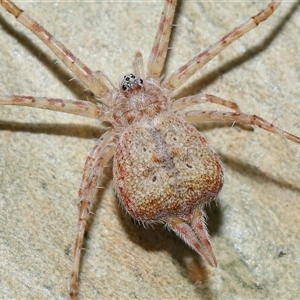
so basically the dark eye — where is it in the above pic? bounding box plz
[120,73,143,93]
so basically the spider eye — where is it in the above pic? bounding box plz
[122,84,128,91]
[120,73,144,94]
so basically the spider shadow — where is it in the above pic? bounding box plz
[220,150,300,195]
[115,197,221,299]
[197,121,300,194]
[172,1,300,99]
[0,119,103,139]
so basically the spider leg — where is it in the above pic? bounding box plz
[164,0,281,91]
[165,207,217,267]
[173,94,253,130]
[0,95,107,119]
[147,0,177,79]
[134,51,145,79]
[70,131,116,299]
[191,207,217,266]
[0,0,115,103]
[79,130,115,186]
[181,110,300,144]
[173,94,245,112]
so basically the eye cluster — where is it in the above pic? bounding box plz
[121,74,143,93]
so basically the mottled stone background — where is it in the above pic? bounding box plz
[0,1,299,299]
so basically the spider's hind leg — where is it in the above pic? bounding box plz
[182,110,300,144]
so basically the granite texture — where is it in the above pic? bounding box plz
[0,1,299,299]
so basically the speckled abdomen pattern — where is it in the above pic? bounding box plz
[114,114,224,222]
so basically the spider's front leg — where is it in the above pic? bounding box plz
[70,130,116,300]
[146,0,177,79]
[0,0,115,102]
[164,0,281,91]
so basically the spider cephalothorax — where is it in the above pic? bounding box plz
[111,73,170,127]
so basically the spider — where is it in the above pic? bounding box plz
[1,0,300,299]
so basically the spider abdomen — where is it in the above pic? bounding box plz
[113,113,224,222]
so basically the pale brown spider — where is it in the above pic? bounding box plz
[1,1,300,299]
